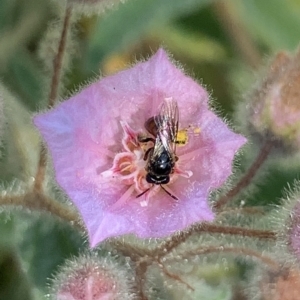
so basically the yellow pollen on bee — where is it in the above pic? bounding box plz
[176,130,188,146]
[176,126,201,146]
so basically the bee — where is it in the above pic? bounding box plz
[137,98,179,200]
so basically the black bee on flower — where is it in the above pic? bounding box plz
[138,98,179,199]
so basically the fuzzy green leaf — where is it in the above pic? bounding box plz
[17,215,84,289]
[2,50,46,111]
[86,0,211,71]
[235,0,300,51]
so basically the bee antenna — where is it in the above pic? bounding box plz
[136,188,151,198]
[160,185,178,200]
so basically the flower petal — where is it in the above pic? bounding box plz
[34,48,246,247]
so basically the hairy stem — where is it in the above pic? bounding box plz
[135,260,149,300]
[155,223,276,258]
[212,0,261,69]
[48,5,72,108]
[214,139,274,210]
[34,4,72,192]
[157,259,195,291]
[34,145,47,192]
[216,206,266,219]
[0,192,83,230]
[175,246,280,270]
[110,240,153,261]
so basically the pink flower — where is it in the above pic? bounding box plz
[34,49,246,247]
[52,254,135,300]
[249,50,300,149]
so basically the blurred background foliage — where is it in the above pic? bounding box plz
[1,0,300,298]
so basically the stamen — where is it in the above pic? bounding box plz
[119,161,130,168]
[121,165,132,173]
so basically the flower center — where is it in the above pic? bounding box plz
[101,121,193,207]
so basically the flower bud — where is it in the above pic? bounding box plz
[248,49,300,151]
[260,267,300,300]
[271,184,300,262]
[286,197,300,261]
[50,253,136,300]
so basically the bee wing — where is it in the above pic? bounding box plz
[153,98,179,155]
[151,135,165,160]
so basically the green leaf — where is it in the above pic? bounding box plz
[0,213,35,300]
[235,0,300,51]
[0,247,34,300]
[0,83,40,181]
[2,50,46,111]
[149,25,227,64]
[191,281,232,300]
[169,278,232,300]
[86,0,211,72]
[17,215,84,289]
[0,213,16,247]
[0,0,16,29]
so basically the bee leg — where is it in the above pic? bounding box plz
[160,185,178,200]
[138,136,155,143]
[136,188,151,198]
[143,147,153,161]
